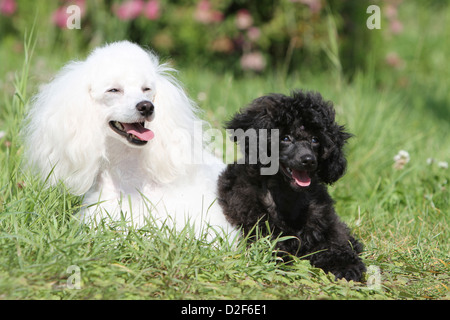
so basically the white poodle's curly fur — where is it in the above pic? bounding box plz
[23,41,236,240]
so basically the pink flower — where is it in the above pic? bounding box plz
[240,52,266,72]
[210,11,223,23]
[390,19,404,34]
[194,0,223,24]
[385,4,398,19]
[144,0,160,20]
[52,6,69,28]
[385,52,404,69]
[247,27,261,42]
[0,0,16,16]
[115,0,144,21]
[236,9,253,30]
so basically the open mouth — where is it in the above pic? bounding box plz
[280,165,312,187]
[109,121,154,146]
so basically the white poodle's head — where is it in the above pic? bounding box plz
[88,42,157,147]
[24,41,201,195]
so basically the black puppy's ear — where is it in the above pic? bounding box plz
[225,109,254,132]
[318,124,352,184]
[226,95,281,132]
[225,110,256,152]
[226,95,282,164]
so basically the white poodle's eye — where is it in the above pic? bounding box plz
[143,87,151,92]
[107,88,121,93]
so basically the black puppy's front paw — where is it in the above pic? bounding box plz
[331,262,366,282]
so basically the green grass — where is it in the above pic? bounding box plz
[1,3,449,300]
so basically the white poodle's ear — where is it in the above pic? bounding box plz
[23,61,105,195]
[143,63,203,183]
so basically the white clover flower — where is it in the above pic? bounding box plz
[426,157,448,169]
[438,161,448,169]
[197,92,207,101]
[0,131,5,139]
[393,150,410,169]
[393,150,410,162]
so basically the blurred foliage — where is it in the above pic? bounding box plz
[0,0,391,76]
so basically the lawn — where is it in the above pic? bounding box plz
[0,2,448,300]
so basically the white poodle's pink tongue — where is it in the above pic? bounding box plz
[122,123,154,141]
[292,169,311,187]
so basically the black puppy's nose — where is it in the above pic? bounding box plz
[136,101,154,117]
[300,154,317,170]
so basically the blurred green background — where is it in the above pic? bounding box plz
[0,0,449,299]
[1,0,449,144]
[1,1,449,118]
[0,1,444,78]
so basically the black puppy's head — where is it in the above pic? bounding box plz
[226,90,352,187]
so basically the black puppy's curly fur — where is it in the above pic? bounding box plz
[218,91,366,281]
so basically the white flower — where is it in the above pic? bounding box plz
[0,131,5,139]
[393,150,410,170]
[197,92,207,101]
[438,161,448,169]
[426,157,448,169]
[393,150,410,162]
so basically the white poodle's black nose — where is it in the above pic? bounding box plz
[136,101,154,117]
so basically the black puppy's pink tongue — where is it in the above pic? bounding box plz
[292,169,311,187]
[122,123,154,141]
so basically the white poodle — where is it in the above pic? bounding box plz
[23,41,236,240]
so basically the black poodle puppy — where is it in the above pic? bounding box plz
[218,90,366,281]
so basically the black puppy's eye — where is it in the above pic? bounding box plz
[311,137,319,144]
[281,135,291,142]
